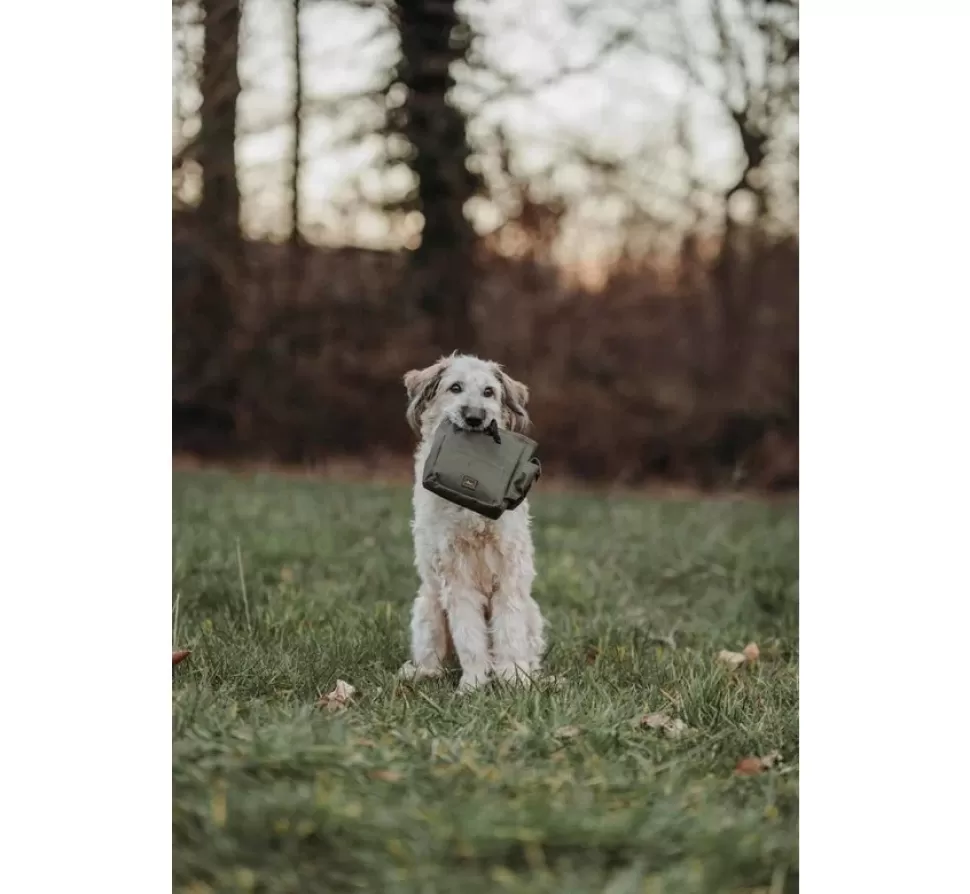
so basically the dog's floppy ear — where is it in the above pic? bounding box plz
[404,358,449,433]
[494,366,531,433]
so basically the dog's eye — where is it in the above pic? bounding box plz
[482,387,495,398]
[449,382,463,394]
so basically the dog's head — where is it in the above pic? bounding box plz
[403,354,530,437]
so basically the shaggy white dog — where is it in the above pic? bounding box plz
[397,354,546,693]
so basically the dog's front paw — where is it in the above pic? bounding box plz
[398,661,444,682]
[457,669,490,694]
[493,663,534,687]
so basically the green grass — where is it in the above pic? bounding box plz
[173,470,798,894]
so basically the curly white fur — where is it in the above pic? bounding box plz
[398,354,546,693]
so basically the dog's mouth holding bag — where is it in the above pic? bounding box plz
[421,419,541,519]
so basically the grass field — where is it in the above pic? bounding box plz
[173,470,799,894]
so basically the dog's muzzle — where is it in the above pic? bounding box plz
[460,406,486,429]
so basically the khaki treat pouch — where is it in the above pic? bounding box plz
[422,422,541,519]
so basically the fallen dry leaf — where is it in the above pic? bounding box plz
[639,712,689,738]
[639,713,669,730]
[554,725,581,739]
[173,650,191,666]
[759,750,782,768]
[369,769,403,782]
[666,718,688,737]
[742,642,761,662]
[734,751,782,776]
[717,650,747,670]
[317,679,357,711]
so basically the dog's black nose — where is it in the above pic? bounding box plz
[462,407,485,428]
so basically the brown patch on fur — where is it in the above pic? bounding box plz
[445,527,502,598]
[403,357,451,434]
[442,623,456,665]
[492,366,531,433]
[435,526,500,661]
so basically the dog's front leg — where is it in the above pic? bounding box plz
[441,584,491,693]
[399,582,449,682]
[490,585,545,685]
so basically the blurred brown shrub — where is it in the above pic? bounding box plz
[173,213,797,492]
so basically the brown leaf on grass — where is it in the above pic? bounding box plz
[759,750,782,768]
[639,713,668,730]
[317,679,357,711]
[639,713,689,738]
[369,769,403,782]
[554,725,581,739]
[734,751,782,776]
[718,642,760,670]
[717,650,748,670]
[173,650,191,666]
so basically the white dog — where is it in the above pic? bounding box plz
[398,354,546,693]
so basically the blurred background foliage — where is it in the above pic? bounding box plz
[172,0,798,490]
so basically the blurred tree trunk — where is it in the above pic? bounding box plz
[678,0,797,405]
[288,0,305,287]
[186,0,242,435]
[394,0,479,353]
[200,0,241,259]
[289,2,304,247]
[708,0,769,398]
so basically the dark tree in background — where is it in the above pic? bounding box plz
[705,0,798,392]
[660,0,798,422]
[392,0,480,352]
[199,0,242,266]
[289,0,305,260]
[173,0,242,448]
